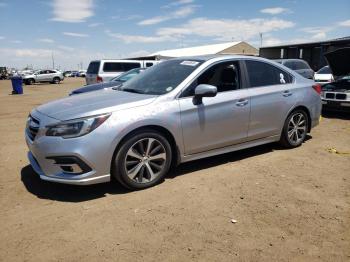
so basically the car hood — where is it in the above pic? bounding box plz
[36,89,157,121]
[70,81,122,95]
[324,48,350,78]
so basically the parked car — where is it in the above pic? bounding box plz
[25,55,321,189]
[85,59,158,85]
[314,66,333,84]
[70,71,79,77]
[321,48,350,111]
[70,68,146,95]
[63,71,72,77]
[23,70,64,85]
[78,70,87,77]
[274,59,314,79]
[0,67,8,80]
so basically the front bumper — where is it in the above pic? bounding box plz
[27,151,110,185]
[25,110,113,185]
[322,99,350,111]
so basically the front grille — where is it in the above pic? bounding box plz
[325,93,335,99]
[336,93,346,100]
[26,115,40,141]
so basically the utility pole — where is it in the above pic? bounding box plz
[51,51,55,69]
[259,33,263,47]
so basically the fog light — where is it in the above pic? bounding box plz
[46,156,92,175]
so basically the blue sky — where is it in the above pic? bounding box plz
[0,0,349,69]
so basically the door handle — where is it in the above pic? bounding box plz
[282,90,292,97]
[236,98,249,107]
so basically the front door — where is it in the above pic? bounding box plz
[179,61,250,155]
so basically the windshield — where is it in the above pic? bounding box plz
[111,68,142,82]
[118,59,203,95]
[317,66,331,74]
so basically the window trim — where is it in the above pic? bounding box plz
[102,61,141,73]
[177,59,246,99]
[243,59,295,89]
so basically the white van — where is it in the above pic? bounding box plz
[85,59,158,85]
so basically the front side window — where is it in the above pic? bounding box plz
[245,60,293,88]
[181,61,240,97]
[117,59,203,95]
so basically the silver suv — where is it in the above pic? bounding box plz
[25,55,321,190]
[23,70,64,85]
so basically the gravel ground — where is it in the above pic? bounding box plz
[0,78,349,262]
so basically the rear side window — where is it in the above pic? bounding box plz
[87,61,100,74]
[103,62,140,72]
[245,60,293,88]
[294,61,310,70]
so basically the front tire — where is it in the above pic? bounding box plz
[26,78,34,85]
[280,110,309,148]
[112,130,172,190]
[53,77,60,84]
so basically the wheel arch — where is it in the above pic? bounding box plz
[110,125,180,175]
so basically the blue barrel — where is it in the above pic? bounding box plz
[11,76,23,94]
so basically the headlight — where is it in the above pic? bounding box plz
[46,113,110,138]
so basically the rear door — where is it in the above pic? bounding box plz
[244,60,295,140]
[179,60,250,155]
[86,61,100,85]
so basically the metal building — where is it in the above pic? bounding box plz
[259,36,350,71]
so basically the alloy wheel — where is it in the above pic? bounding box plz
[287,112,307,144]
[124,138,167,184]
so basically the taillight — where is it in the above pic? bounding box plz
[312,83,322,95]
[96,76,103,83]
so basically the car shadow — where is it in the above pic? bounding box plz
[322,111,350,120]
[21,165,130,202]
[21,140,311,202]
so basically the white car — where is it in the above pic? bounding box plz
[23,69,64,85]
[85,59,159,85]
[314,66,333,84]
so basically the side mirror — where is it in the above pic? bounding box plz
[193,84,217,105]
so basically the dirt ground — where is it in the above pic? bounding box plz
[0,78,349,262]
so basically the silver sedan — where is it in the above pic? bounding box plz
[25,55,322,189]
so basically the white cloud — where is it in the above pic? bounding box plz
[300,26,331,41]
[57,45,75,51]
[157,17,295,41]
[0,36,5,40]
[107,17,294,44]
[163,0,194,8]
[51,0,94,23]
[37,38,55,43]
[63,32,89,37]
[105,30,175,43]
[138,5,197,25]
[338,19,350,27]
[88,22,102,27]
[260,7,290,15]
[0,48,56,58]
[10,40,22,44]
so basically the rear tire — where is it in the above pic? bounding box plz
[279,109,309,148]
[26,78,34,85]
[112,129,172,190]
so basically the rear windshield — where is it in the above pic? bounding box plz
[317,66,331,74]
[87,61,100,74]
[294,61,310,70]
[103,62,141,72]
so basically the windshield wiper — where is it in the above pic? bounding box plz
[120,88,145,94]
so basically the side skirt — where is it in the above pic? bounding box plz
[180,135,280,163]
